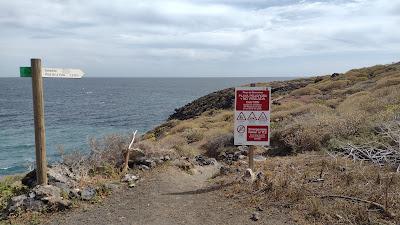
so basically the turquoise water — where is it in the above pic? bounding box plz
[0,77,290,176]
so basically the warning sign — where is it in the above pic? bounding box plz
[234,86,271,146]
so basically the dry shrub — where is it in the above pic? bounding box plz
[143,119,179,140]
[273,101,304,112]
[173,144,199,158]
[159,135,187,149]
[375,77,400,89]
[135,139,176,158]
[288,103,333,117]
[202,133,234,158]
[169,121,199,134]
[322,98,342,108]
[272,114,332,153]
[222,153,400,225]
[337,92,383,114]
[291,86,321,96]
[183,128,205,143]
[315,79,351,91]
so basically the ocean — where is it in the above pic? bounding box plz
[0,77,291,176]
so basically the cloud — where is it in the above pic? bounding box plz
[0,0,399,77]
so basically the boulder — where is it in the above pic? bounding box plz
[81,187,96,201]
[7,185,71,214]
[21,165,77,188]
[194,155,216,166]
[121,174,139,183]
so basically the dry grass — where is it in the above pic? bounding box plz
[291,86,321,96]
[221,153,400,225]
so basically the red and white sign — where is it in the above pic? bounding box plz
[234,86,271,146]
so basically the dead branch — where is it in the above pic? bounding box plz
[320,195,395,218]
[122,130,138,173]
[330,120,400,171]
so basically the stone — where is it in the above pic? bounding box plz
[21,165,77,188]
[121,174,139,183]
[81,187,96,201]
[7,195,28,213]
[242,169,255,183]
[6,185,72,214]
[139,165,150,170]
[163,155,171,161]
[104,183,120,191]
[238,155,246,160]
[32,185,61,200]
[219,166,231,175]
[250,212,260,221]
[128,182,136,188]
[194,155,216,166]
[68,188,80,199]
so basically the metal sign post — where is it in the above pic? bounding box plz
[234,83,271,171]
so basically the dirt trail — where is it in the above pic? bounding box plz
[47,165,291,225]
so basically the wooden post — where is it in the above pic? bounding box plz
[248,83,256,171]
[31,58,48,185]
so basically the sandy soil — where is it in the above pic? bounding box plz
[46,164,292,225]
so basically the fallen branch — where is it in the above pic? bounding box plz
[320,195,395,218]
[122,130,138,173]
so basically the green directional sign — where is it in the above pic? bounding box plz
[20,67,32,77]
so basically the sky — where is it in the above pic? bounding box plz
[0,0,399,77]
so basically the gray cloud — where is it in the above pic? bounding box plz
[0,0,399,77]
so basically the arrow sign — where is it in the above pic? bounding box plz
[20,67,84,78]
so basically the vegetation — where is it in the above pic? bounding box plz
[2,61,400,224]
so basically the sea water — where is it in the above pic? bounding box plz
[0,77,291,176]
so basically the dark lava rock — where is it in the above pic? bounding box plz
[194,155,216,166]
[331,73,340,78]
[168,79,315,121]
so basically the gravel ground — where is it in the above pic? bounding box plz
[46,165,292,225]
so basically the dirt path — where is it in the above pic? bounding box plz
[46,165,291,225]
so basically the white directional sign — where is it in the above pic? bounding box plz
[20,67,84,78]
[42,68,84,79]
[234,86,271,146]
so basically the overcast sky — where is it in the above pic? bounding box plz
[0,0,399,77]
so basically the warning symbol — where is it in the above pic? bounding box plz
[248,112,257,121]
[237,125,245,133]
[258,112,268,121]
[237,112,246,121]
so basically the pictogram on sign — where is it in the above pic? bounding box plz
[248,112,257,121]
[258,112,268,121]
[237,112,246,121]
[237,125,245,133]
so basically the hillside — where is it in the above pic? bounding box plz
[139,62,400,224]
[2,62,400,225]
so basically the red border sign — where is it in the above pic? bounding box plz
[235,90,270,111]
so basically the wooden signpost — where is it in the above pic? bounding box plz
[234,83,271,171]
[20,58,84,185]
